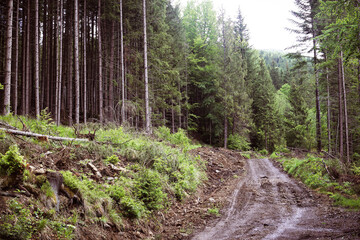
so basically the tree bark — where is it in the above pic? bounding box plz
[3,0,14,115]
[98,0,103,123]
[143,0,151,133]
[120,0,125,124]
[83,0,87,124]
[35,0,40,117]
[338,57,344,161]
[74,0,80,124]
[12,0,19,115]
[340,51,350,164]
[25,0,30,115]
[109,21,115,122]
[325,55,331,154]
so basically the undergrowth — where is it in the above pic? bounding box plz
[0,115,205,238]
[275,155,360,209]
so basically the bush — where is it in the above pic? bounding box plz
[104,155,120,165]
[227,134,250,151]
[0,145,27,176]
[135,169,167,210]
[259,149,268,156]
[155,126,191,147]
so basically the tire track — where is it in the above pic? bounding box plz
[192,158,350,240]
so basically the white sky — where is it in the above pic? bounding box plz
[178,0,298,52]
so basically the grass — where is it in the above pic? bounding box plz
[0,115,206,238]
[275,155,360,209]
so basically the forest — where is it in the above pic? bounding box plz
[0,0,360,164]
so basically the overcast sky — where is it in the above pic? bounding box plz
[178,0,298,52]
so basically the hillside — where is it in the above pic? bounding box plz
[0,115,249,239]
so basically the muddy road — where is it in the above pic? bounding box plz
[191,158,360,240]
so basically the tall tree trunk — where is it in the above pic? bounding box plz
[55,0,63,125]
[325,55,331,154]
[3,0,14,115]
[143,0,151,133]
[12,0,19,115]
[120,0,125,124]
[83,0,87,124]
[35,0,40,117]
[313,37,322,152]
[67,4,74,126]
[74,0,80,124]
[109,21,115,122]
[25,0,30,115]
[340,51,350,164]
[98,0,103,123]
[338,57,344,161]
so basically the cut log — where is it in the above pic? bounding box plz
[0,127,89,142]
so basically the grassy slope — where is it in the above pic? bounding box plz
[0,114,204,240]
[271,152,360,209]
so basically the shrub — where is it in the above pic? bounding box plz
[258,149,268,156]
[227,134,250,151]
[135,169,167,210]
[0,145,27,176]
[104,155,120,165]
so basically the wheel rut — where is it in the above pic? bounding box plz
[191,158,359,240]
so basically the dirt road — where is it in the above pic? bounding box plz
[192,158,360,240]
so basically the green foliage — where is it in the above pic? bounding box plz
[0,83,3,89]
[0,199,46,240]
[241,153,251,159]
[104,155,120,165]
[351,164,360,176]
[207,207,220,216]
[155,127,192,148]
[135,169,167,210]
[0,145,27,176]
[120,195,146,219]
[277,156,360,209]
[31,108,56,135]
[227,134,250,151]
[258,149,268,156]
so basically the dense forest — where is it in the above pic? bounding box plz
[0,0,360,164]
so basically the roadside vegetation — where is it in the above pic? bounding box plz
[272,153,360,209]
[0,115,204,239]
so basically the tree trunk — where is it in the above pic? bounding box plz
[120,0,125,124]
[3,0,14,115]
[35,0,40,117]
[313,42,322,152]
[12,0,19,115]
[83,0,87,124]
[74,0,80,124]
[98,0,103,123]
[325,56,331,154]
[338,57,344,161]
[224,116,228,149]
[143,0,151,133]
[109,21,115,122]
[25,0,30,115]
[340,51,350,164]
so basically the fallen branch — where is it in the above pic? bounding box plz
[0,127,89,142]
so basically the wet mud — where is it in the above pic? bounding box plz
[192,158,360,240]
